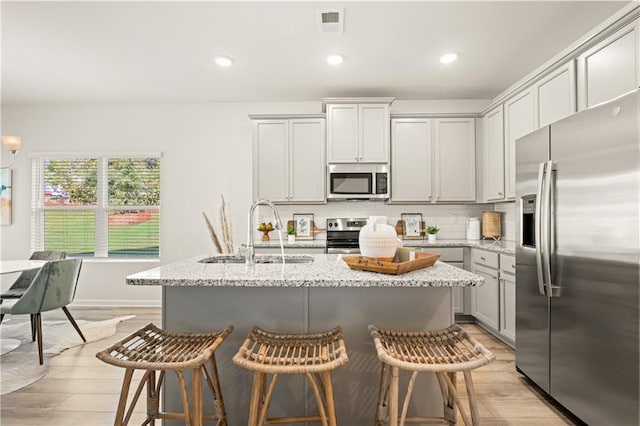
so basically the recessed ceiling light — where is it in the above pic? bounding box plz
[327,54,344,65]
[215,56,233,67]
[440,53,458,64]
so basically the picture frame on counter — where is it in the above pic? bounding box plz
[401,213,423,240]
[293,213,314,240]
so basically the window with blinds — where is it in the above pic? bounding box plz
[32,155,160,258]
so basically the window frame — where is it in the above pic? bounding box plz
[31,152,161,259]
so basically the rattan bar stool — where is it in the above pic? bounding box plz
[369,324,495,426]
[232,325,349,426]
[96,323,233,426]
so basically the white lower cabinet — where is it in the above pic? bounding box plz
[500,272,516,343]
[449,261,464,314]
[499,254,516,344]
[469,249,516,347]
[472,264,500,330]
[420,248,465,313]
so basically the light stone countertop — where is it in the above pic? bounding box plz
[254,239,516,254]
[254,239,326,248]
[126,254,483,288]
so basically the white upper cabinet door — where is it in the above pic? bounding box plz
[535,61,576,128]
[289,119,326,202]
[578,20,639,110]
[390,118,433,202]
[253,120,289,202]
[434,118,476,202]
[326,104,359,163]
[504,89,535,199]
[359,104,390,162]
[484,105,505,201]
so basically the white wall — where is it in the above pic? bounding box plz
[1,99,488,306]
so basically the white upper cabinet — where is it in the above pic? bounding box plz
[434,118,476,202]
[391,118,433,202]
[577,20,639,110]
[289,119,326,202]
[253,120,289,202]
[326,104,359,162]
[504,89,535,199]
[484,105,505,201]
[253,118,326,203]
[326,102,390,163]
[534,61,576,128]
[359,104,390,162]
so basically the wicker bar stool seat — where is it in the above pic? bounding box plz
[369,324,495,426]
[233,325,349,426]
[96,323,233,426]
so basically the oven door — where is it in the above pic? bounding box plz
[327,172,373,199]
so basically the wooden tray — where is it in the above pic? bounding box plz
[343,252,441,275]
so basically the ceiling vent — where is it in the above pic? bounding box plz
[318,9,344,34]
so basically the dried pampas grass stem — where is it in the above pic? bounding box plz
[202,211,223,254]
[203,194,235,254]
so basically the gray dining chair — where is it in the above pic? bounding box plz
[0,259,84,364]
[0,250,67,300]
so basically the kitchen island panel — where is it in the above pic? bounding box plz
[162,286,452,426]
[308,287,451,423]
[163,286,308,426]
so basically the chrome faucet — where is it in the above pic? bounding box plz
[246,199,283,265]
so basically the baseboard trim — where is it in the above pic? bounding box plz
[72,299,161,308]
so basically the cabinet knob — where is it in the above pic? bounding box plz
[498,192,503,196]
[480,256,486,261]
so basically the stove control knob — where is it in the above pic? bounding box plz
[328,222,333,228]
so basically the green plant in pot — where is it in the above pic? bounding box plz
[426,225,440,242]
[287,224,296,243]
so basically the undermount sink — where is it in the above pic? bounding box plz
[199,254,314,264]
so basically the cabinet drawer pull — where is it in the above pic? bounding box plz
[511,264,515,269]
[480,256,486,261]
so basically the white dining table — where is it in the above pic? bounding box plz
[0,260,47,275]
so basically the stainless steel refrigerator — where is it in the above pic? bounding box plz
[516,89,639,425]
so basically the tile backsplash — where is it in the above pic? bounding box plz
[493,201,516,241]
[257,202,495,240]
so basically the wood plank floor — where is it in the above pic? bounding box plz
[0,307,579,425]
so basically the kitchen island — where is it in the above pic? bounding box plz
[128,254,483,426]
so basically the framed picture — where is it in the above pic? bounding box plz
[293,213,314,240]
[401,213,422,239]
[0,169,12,225]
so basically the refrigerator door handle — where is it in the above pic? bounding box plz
[542,160,554,297]
[535,162,547,296]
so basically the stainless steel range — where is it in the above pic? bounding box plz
[325,218,368,254]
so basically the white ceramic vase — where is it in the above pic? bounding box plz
[359,216,398,260]
[428,234,437,242]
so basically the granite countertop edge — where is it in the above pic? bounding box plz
[254,239,516,254]
[127,256,483,288]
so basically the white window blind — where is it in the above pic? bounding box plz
[32,155,160,258]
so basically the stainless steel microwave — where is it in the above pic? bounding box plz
[327,164,389,200]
